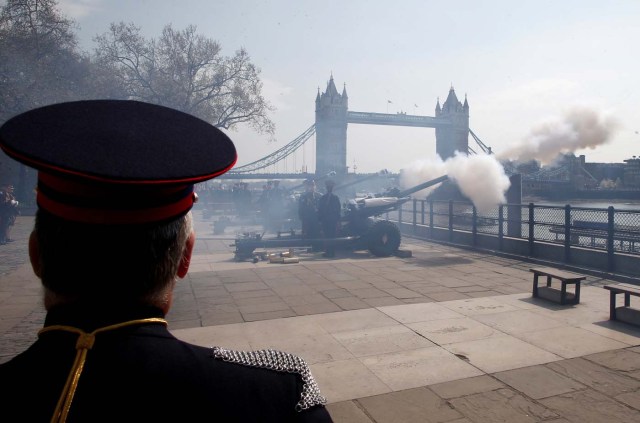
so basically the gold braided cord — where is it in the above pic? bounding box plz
[38,317,168,423]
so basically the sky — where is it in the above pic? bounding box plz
[48,0,640,174]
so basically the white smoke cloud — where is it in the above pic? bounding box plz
[446,153,511,213]
[499,106,619,165]
[400,153,511,213]
[399,157,447,197]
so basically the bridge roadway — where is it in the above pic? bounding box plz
[347,111,451,127]
[1,212,639,421]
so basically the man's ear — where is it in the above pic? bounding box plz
[29,231,42,278]
[177,231,195,278]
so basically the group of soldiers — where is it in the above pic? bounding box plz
[253,177,343,258]
[0,183,19,245]
[298,178,342,257]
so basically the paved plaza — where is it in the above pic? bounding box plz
[1,212,640,422]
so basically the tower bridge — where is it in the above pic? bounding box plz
[229,75,473,178]
[225,75,583,189]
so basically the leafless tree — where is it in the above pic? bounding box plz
[93,23,275,135]
[0,0,123,197]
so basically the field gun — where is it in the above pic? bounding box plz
[232,174,448,261]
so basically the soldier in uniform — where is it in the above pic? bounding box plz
[298,178,322,251]
[0,100,332,422]
[318,180,342,258]
[0,183,19,244]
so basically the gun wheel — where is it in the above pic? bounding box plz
[367,220,401,257]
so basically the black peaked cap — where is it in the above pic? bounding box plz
[0,100,238,224]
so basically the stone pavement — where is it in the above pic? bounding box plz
[1,212,640,422]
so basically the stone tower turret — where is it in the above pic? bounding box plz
[315,74,348,175]
[435,87,469,160]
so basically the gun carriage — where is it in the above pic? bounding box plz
[232,175,448,261]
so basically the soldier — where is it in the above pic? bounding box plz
[318,180,341,257]
[0,183,19,244]
[0,100,332,422]
[298,178,322,250]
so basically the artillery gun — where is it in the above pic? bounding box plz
[231,174,448,261]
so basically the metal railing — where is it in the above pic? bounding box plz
[386,199,640,272]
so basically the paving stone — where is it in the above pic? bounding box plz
[429,375,506,399]
[332,296,370,311]
[547,357,640,397]
[241,309,297,322]
[540,389,640,422]
[427,291,472,302]
[311,359,391,403]
[450,387,558,422]
[583,348,640,372]
[325,401,373,423]
[615,389,640,410]
[356,387,463,423]
[362,297,405,307]
[382,287,424,299]
[237,301,291,314]
[493,365,586,399]
[291,303,342,316]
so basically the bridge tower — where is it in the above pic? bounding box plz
[315,75,348,176]
[435,87,469,160]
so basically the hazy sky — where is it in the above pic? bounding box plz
[51,0,640,173]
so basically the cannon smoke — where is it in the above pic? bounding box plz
[400,153,510,213]
[498,106,619,165]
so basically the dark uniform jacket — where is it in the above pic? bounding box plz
[318,193,341,226]
[298,191,321,222]
[0,304,333,422]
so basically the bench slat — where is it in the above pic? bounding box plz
[604,284,640,295]
[529,267,586,281]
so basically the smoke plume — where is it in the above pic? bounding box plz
[400,153,511,213]
[499,107,619,165]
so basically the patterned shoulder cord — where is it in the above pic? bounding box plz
[38,317,168,423]
[212,346,327,411]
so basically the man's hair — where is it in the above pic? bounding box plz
[34,210,192,304]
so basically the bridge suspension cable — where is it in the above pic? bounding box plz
[469,129,492,155]
[229,124,316,174]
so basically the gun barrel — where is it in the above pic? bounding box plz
[395,175,448,198]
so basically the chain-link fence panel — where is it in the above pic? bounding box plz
[569,207,609,250]
[476,206,500,235]
[613,208,640,254]
[532,205,565,244]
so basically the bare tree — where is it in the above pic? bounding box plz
[93,23,275,135]
[0,0,83,197]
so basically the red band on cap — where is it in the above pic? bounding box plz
[37,190,195,224]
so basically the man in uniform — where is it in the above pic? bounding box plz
[298,178,321,251]
[0,100,332,422]
[0,183,19,244]
[318,180,342,257]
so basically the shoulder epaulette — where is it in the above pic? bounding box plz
[212,346,327,411]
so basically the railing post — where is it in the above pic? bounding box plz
[398,203,403,225]
[498,205,504,251]
[420,200,425,225]
[448,200,454,242]
[528,203,534,256]
[429,200,434,239]
[412,199,417,234]
[472,205,477,246]
[564,205,571,263]
[608,206,615,271]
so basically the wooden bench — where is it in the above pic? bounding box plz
[603,283,640,326]
[530,267,586,305]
